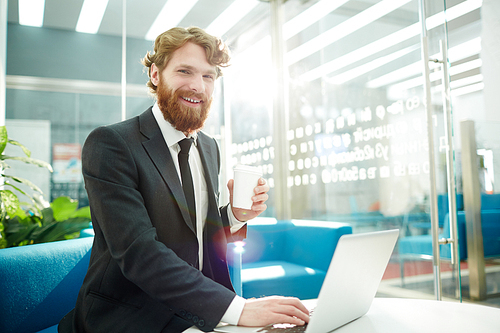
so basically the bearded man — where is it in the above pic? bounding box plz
[58,27,309,333]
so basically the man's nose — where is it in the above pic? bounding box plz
[188,75,205,93]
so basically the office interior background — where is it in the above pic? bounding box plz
[1,0,499,308]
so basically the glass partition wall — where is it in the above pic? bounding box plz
[227,0,498,305]
[4,0,499,306]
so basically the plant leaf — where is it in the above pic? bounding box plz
[5,222,37,247]
[0,155,53,172]
[41,207,55,225]
[3,180,30,196]
[8,139,31,157]
[51,196,79,221]
[70,206,91,219]
[34,221,91,243]
[0,126,7,155]
[0,190,20,216]
[4,175,44,194]
[0,160,10,170]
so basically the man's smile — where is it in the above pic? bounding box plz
[181,96,202,104]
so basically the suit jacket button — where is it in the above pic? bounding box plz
[192,316,199,323]
[186,312,193,320]
[180,310,186,317]
[198,320,205,327]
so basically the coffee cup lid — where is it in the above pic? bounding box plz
[234,164,262,175]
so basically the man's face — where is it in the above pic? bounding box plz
[151,42,216,134]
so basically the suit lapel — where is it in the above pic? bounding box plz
[138,109,195,233]
[196,132,218,199]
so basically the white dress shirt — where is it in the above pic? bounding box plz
[152,103,245,325]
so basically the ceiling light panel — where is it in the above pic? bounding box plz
[206,0,260,37]
[19,0,45,27]
[76,0,110,34]
[283,0,349,40]
[298,0,482,83]
[146,0,199,41]
[286,0,412,66]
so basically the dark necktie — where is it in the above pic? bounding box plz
[178,138,196,231]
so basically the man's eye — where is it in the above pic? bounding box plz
[179,70,189,74]
[204,75,214,80]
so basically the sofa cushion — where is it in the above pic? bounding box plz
[0,238,93,333]
[242,260,327,300]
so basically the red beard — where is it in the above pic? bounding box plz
[156,80,212,134]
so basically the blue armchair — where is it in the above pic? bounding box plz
[399,209,500,261]
[398,194,500,284]
[241,218,353,300]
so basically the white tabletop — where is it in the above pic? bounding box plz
[185,298,500,333]
[334,298,500,333]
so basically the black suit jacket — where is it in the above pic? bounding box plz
[59,107,246,333]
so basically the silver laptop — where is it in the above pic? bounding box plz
[215,229,399,333]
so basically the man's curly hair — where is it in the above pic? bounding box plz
[142,26,231,95]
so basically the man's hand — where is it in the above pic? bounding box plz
[228,178,269,222]
[238,296,310,327]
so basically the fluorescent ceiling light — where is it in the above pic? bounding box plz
[327,44,419,85]
[386,47,482,98]
[286,0,412,66]
[449,58,482,76]
[450,74,483,89]
[18,0,45,27]
[366,61,422,89]
[448,37,482,62]
[76,0,109,34]
[299,0,482,82]
[206,0,259,37]
[283,0,349,40]
[146,0,199,41]
[234,0,349,61]
[430,73,483,95]
[369,37,482,89]
[426,0,483,30]
[430,75,483,98]
[451,82,484,97]
[367,44,482,89]
[299,23,420,82]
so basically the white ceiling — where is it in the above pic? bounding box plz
[5,0,483,95]
[6,0,270,42]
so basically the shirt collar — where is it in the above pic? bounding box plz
[152,102,198,149]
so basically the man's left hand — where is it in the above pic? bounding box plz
[227,178,269,222]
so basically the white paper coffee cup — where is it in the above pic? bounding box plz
[233,165,263,210]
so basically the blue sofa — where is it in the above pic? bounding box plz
[0,218,351,331]
[0,235,244,333]
[241,218,353,300]
[0,237,93,333]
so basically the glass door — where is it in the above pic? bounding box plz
[443,0,500,306]
[423,0,500,306]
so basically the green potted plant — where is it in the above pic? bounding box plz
[0,125,91,248]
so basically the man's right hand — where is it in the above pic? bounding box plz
[238,296,310,327]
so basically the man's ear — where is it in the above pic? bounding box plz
[151,63,160,86]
